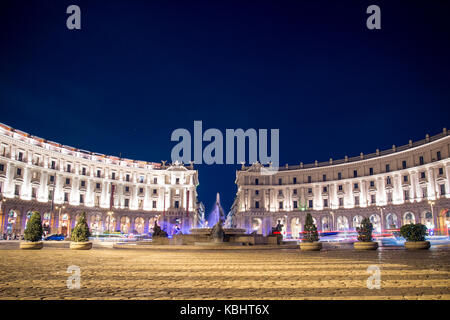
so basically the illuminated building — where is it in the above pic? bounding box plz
[234,129,450,238]
[0,123,199,237]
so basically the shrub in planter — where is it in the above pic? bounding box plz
[300,213,321,251]
[70,212,92,250]
[400,223,430,250]
[354,217,378,250]
[21,211,43,249]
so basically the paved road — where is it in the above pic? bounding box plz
[0,246,449,300]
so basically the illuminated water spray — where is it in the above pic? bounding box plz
[207,193,226,227]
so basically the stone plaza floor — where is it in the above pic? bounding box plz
[0,245,449,300]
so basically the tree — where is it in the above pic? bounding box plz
[400,223,427,242]
[24,211,43,242]
[304,213,319,242]
[356,217,374,242]
[71,212,91,242]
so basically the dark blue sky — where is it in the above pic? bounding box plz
[1,0,449,214]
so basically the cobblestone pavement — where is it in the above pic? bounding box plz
[0,246,449,300]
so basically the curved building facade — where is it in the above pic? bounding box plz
[234,129,450,238]
[0,123,199,238]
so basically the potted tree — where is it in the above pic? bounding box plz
[354,217,378,250]
[70,212,92,250]
[400,223,430,250]
[20,211,44,249]
[300,213,322,251]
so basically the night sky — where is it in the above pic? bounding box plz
[1,0,449,216]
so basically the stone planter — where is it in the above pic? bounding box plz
[354,241,378,250]
[20,241,43,250]
[300,242,322,251]
[70,242,93,250]
[404,241,430,250]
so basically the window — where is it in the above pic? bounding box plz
[81,181,85,187]
[307,176,311,183]
[67,164,71,172]
[95,183,100,189]
[278,178,282,185]
[371,194,376,204]
[176,178,180,184]
[278,190,283,196]
[323,199,328,207]
[80,194,84,204]
[308,188,312,194]
[0,164,4,171]
[338,172,342,180]
[422,187,428,198]
[255,201,259,209]
[437,151,441,160]
[386,164,390,172]
[308,200,313,208]
[97,170,101,178]
[153,177,157,184]
[420,172,426,179]
[293,189,297,195]
[152,201,157,209]
[438,167,444,175]
[440,184,446,196]
[51,161,56,169]
[139,176,144,183]
[16,168,22,176]
[125,186,130,192]
[353,170,357,178]
[338,185,343,191]
[174,201,179,208]
[125,199,129,207]
[65,178,70,185]
[82,167,86,175]
[369,168,373,175]
[419,156,424,165]
[387,192,392,203]
[370,181,375,188]
[31,187,36,199]
[18,152,23,161]
[339,197,344,207]
[323,174,327,182]
[323,186,327,193]
[354,183,359,189]
[48,190,53,201]
[64,193,69,202]
[293,177,297,184]
[255,190,259,195]
[387,176,391,185]
[293,201,298,209]
[402,161,407,169]
[139,188,144,194]
[404,190,410,201]
[255,178,259,185]
[126,174,130,182]
[111,172,116,180]
[153,189,157,195]
[355,196,360,206]
[279,201,283,209]
[403,175,408,183]
[14,185,20,196]
[49,175,55,183]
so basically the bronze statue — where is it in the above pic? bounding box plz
[152,221,168,238]
[210,219,225,242]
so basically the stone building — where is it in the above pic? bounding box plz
[0,123,199,238]
[234,129,450,238]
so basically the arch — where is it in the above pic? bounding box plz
[403,212,415,225]
[6,209,20,236]
[134,217,145,234]
[274,217,287,238]
[148,216,159,234]
[120,216,131,234]
[290,217,302,239]
[42,212,52,235]
[437,209,449,236]
[90,213,103,235]
[336,216,349,231]
[420,211,434,230]
[25,211,34,228]
[352,215,364,230]
[60,212,70,236]
[105,214,116,232]
[385,213,398,229]
[369,214,381,233]
[321,216,330,231]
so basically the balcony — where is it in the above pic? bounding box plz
[31,175,40,184]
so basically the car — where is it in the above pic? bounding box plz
[44,234,66,241]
